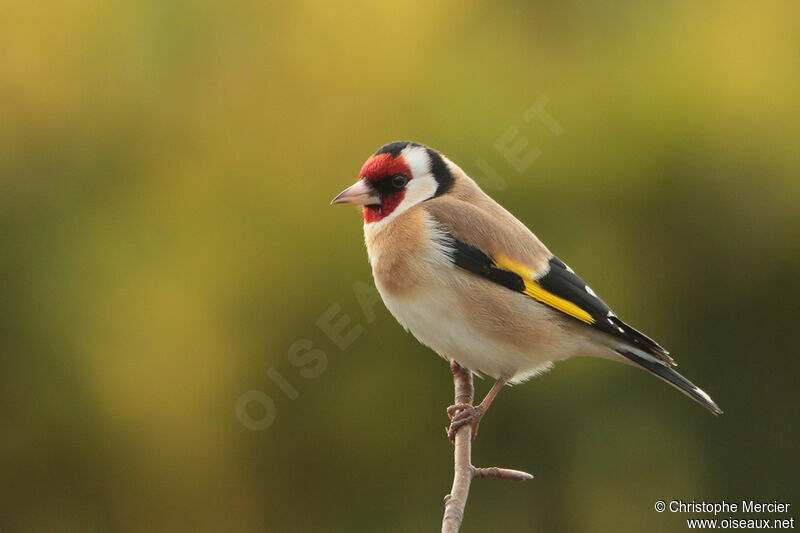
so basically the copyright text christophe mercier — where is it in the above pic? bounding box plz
[654,500,794,529]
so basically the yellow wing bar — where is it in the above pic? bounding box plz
[494,253,595,325]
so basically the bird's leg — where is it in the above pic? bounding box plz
[447,377,506,442]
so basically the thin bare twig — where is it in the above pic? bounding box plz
[441,362,475,533]
[441,362,533,533]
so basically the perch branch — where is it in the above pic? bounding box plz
[441,361,533,533]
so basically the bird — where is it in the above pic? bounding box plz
[331,141,722,441]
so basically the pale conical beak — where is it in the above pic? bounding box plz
[330,179,380,206]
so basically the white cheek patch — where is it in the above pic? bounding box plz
[401,145,438,207]
[402,145,431,178]
[403,174,438,207]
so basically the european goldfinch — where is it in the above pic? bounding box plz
[332,141,722,440]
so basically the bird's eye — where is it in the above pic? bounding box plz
[391,174,409,190]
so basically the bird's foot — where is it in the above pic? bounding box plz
[446,404,486,442]
[446,403,472,419]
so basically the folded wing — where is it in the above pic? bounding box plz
[443,232,674,366]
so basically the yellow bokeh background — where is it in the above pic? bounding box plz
[1,1,798,531]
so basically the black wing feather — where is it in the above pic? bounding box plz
[540,257,673,364]
[448,238,526,293]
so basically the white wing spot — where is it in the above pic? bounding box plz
[585,285,598,298]
[694,387,713,404]
[607,310,616,317]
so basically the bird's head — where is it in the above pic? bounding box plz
[331,141,454,223]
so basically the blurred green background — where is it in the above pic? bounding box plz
[2,1,799,531]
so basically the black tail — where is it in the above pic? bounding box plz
[616,348,723,415]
